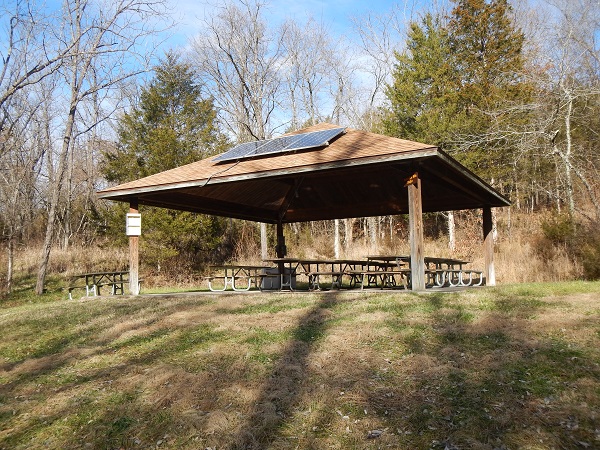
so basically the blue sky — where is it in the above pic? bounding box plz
[29,0,436,55]
[165,0,435,48]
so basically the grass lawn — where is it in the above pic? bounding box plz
[1,282,599,449]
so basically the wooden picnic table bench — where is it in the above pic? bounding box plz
[205,265,275,291]
[346,269,411,290]
[367,255,483,288]
[306,271,343,290]
[67,271,140,299]
[263,258,401,290]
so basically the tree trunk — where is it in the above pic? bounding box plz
[334,219,340,258]
[62,146,75,249]
[260,222,268,260]
[368,216,377,247]
[562,94,575,217]
[35,102,76,295]
[513,164,520,210]
[6,236,14,294]
[447,211,456,252]
[344,218,353,250]
[492,207,498,243]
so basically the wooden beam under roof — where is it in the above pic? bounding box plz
[137,191,280,223]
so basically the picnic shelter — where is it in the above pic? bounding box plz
[97,122,510,292]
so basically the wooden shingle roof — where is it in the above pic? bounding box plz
[98,123,510,223]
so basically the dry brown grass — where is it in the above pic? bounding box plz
[0,283,598,449]
[0,208,585,294]
[8,244,129,279]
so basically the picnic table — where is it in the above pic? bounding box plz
[367,255,482,287]
[67,271,132,299]
[293,259,354,290]
[263,258,399,290]
[203,256,482,293]
[261,258,304,290]
[205,265,273,291]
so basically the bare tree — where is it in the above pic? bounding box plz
[506,0,600,219]
[35,0,169,294]
[280,17,337,128]
[191,0,284,141]
[0,86,47,293]
[191,0,290,257]
[543,0,600,219]
[351,7,404,112]
[0,0,65,293]
[0,1,72,131]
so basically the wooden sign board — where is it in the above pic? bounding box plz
[126,213,141,236]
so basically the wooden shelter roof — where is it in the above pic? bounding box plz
[98,123,510,223]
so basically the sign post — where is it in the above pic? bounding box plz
[126,203,140,295]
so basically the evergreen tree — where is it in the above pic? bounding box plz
[104,52,226,181]
[447,0,532,178]
[383,13,462,148]
[101,53,231,273]
[384,0,532,189]
[449,0,526,112]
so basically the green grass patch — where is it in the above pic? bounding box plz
[294,321,326,343]
[173,325,229,352]
[110,328,172,351]
[244,327,290,346]
[226,296,314,314]
[0,275,66,308]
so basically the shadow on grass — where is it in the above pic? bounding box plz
[0,292,341,449]
[0,296,225,448]
[363,289,600,448]
[1,287,599,449]
[229,292,339,449]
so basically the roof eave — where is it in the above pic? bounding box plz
[97,147,440,200]
[435,150,511,207]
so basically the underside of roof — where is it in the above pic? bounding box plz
[98,123,510,224]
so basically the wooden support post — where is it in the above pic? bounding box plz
[129,201,140,295]
[483,206,496,286]
[276,222,286,288]
[406,173,425,291]
[260,223,268,260]
[276,222,286,258]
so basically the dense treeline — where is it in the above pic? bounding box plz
[1,0,599,295]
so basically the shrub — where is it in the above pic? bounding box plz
[581,222,600,280]
[536,215,600,280]
[540,215,577,248]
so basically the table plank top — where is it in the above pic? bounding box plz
[73,271,129,278]
[367,255,470,265]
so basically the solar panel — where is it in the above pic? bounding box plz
[285,128,345,152]
[212,139,269,162]
[252,134,303,157]
[213,127,345,163]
